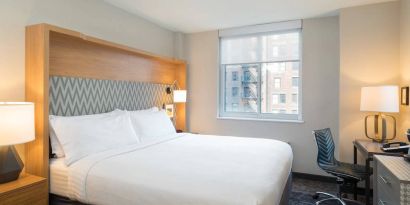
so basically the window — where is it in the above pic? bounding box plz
[232,87,239,97]
[280,94,286,104]
[219,20,302,121]
[292,77,299,87]
[232,71,238,81]
[274,78,281,89]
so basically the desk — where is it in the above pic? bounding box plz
[374,155,410,205]
[353,140,404,205]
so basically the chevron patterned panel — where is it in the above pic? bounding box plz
[314,128,337,166]
[49,76,173,116]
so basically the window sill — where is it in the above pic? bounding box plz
[216,116,305,123]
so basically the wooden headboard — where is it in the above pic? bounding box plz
[25,24,186,181]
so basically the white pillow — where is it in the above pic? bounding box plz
[50,112,139,165]
[49,110,123,158]
[128,110,176,140]
[49,108,156,157]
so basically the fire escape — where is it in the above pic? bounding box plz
[241,66,258,112]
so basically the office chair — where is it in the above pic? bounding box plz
[312,128,370,205]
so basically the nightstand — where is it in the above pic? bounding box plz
[0,174,47,205]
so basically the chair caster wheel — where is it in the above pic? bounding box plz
[312,193,319,199]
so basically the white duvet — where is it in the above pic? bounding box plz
[65,133,293,205]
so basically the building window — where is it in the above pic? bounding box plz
[292,77,299,87]
[232,71,238,81]
[232,87,239,97]
[274,78,281,89]
[280,94,286,104]
[219,20,302,121]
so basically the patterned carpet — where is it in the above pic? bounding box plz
[290,177,367,205]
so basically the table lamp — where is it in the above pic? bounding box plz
[360,86,399,143]
[0,102,34,183]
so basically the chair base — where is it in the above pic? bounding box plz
[313,192,363,205]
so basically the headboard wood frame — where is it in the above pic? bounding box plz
[25,24,186,181]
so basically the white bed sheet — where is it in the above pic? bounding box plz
[64,133,293,205]
[50,157,70,197]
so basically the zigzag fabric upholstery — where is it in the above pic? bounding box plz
[313,128,370,182]
[49,76,173,116]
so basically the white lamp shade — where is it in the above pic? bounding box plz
[173,90,187,103]
[0,102,35,145]
[360,86,399,113]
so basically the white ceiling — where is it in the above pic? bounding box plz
[103,0,395,33]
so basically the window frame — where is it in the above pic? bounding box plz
[217,29,303,122]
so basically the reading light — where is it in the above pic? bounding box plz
[173,90,187,103]
[360,86,399,143]
[0,102,35,183]
[166,81,187,128]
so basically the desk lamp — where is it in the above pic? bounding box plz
[360,86,399,143]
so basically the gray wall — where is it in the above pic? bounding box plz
[0,0,176,101]
[184,16,340,175]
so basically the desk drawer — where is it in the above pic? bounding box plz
[377,182,400,205]
[377,162,401,205]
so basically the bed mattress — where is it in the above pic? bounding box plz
[50,158,69,197]
[51,133,293,205]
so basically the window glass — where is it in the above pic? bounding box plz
[220,30,301,120]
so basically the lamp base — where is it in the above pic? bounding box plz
[364,113,396,143]
[0,145,23,183]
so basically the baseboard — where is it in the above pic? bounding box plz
[292,172,373,196]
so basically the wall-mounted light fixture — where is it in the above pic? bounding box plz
[166,80,187,103]
[166,81,187,129]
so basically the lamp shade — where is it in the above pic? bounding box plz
[173,90,187,103]
[0,102,35,146]
[360,86,399,113]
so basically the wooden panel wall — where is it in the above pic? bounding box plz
[49,32,179,84]
[25,24,50,179]
[25,24,187,188]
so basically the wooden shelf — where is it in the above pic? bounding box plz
[0,174,47,205]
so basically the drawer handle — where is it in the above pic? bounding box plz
[379,176,390,184]
[378,199,387,205]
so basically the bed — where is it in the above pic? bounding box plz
[25,24,293,205]
[50,132,292,205]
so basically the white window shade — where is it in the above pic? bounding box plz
[220,21,301,64]
[219,20,302,37]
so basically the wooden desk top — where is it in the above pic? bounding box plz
[354,139,405,157]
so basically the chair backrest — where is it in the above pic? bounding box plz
[313,128,337,167]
